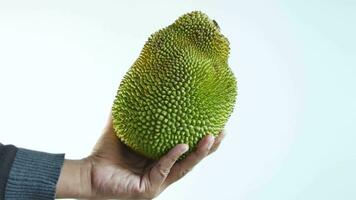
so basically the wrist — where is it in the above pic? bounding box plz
[55,158,93,198]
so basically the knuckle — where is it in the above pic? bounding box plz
[157,162,170,176]
[180,168,191,177]
[169,157,177,163]
[132,186,145,195]
[210,146,218,153]
[159,168,170,177]
[215,137,222,144]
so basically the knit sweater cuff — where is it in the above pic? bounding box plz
[4,148,64,200]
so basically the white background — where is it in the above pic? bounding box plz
[1,1,355,199]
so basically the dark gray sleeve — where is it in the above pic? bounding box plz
[0,143,18,200]
[4,148,65,200]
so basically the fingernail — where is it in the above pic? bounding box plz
[207,135,215,150]
[180,144,189,153]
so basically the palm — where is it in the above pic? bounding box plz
[87,115,224,199]
[90,123,156,198]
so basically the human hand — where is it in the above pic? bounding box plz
[56,114,225,199]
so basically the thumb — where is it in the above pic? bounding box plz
[148,144,189,188]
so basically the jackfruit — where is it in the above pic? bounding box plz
[112,11,237,159]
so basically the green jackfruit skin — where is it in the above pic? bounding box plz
[112,11,237,159]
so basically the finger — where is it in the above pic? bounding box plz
[148,144,189,187]
[165,135,215,185]
[208,131,225,155]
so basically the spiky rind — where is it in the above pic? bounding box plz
[112,11,237,159]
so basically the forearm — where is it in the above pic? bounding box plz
[3,148,64,199]
[0,143,18,199]
[55,159,92,199]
